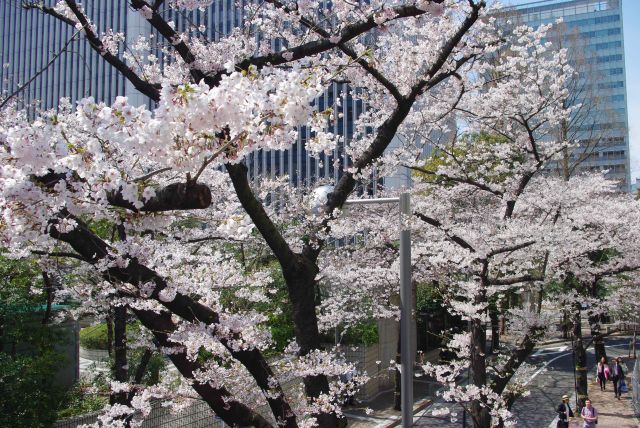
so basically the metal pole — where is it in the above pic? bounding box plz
[400,193,413,428]
[341,194,413,425]
[572,333,578,409]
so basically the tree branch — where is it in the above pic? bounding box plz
[131,308,274,428]
[225,163,296,268]
[32,171,212,212]
[488,273,542,286]
[408,165,504,197]
[107,182,212,212]
[27,0,162,102]
[492,329,540,395]
[414,212,476,252]
[46,211,297,427]
[486,241,536,259]
[0,28,80,110]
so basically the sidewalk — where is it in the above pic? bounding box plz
[566,375,639,428]
[345,378,439,428]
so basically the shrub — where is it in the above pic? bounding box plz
[79,323,109,349]
[57,381,108,419]
[0,352,65,428]
[79,321,141,350]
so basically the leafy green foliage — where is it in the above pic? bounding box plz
[79,323,110,349]
[414,132,521,186]
[0,352,66,428]
[0,255,72,427]
[340,320,379,346]
[416,281,444,312]
[56,381,108,419]
[79,321,141,350]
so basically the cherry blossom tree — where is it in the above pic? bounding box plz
[368,21,640,427]
[3,0,496,426]
[6,1,636,427]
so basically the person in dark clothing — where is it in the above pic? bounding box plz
[557,394,574,428]
[611,357,625,399]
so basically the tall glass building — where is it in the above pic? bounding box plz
[503,0,631,190]
[1,2,378,193]
[0,1,132,111]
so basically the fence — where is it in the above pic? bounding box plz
[53,400,228,428]
[633,358,640,417]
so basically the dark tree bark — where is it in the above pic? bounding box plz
[589,314,607,363]
[572,304,588,411]
[111,305,129,407]
[489,305,500,353]
[41,271,55,324]
[468,271,491,428]
[107,182,212,213]
[470,313,491,428]
[106,311,114,357]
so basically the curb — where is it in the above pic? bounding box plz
[380,398,433,428]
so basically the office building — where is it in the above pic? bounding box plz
[503,0,631,190]
[1,2,379,193]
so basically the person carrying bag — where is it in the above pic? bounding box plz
[557,394,574,428]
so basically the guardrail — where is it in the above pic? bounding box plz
[633,358,639,417]
[53,400,229,428]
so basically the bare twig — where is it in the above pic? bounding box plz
[0,30,80,110]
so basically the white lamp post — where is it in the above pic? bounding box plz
[340,193,414,428]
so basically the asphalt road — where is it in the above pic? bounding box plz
[412,336,634,428]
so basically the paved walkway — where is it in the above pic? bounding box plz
[346,335,639,427]
[345,378,439,428]
[566,375,639,428]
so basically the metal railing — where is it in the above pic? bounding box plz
[53,400,228,428]
[633,358,639,417]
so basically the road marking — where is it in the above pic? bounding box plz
[527,341,628,386]
[532,345,568,357]
[525,351,572,385]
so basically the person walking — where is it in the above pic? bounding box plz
[556,394,574,428]
[581,399,598,428]
[611,357,625,399]
[596,357,609,391]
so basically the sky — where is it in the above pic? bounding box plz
[502,0,640,183]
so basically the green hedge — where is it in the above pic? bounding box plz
[79,322,141,349]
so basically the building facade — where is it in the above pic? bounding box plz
[505,0,631,190]
[1,2,381,193]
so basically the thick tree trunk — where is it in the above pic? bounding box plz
[470,316,491,428]
[561,310,569,339]
[41,271,55,324]
[572,306,588,411]
[282,258,345,427]
[589,314,607,363]
[111,305,128,407]
[489,307,500,353]
[106,311,114,357]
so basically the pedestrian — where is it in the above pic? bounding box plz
[581,399,598,428]
[556,394,573,428]
[610,357,625,399]
[596,357,609,391]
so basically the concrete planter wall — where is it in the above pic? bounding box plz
[331,318,400,401]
